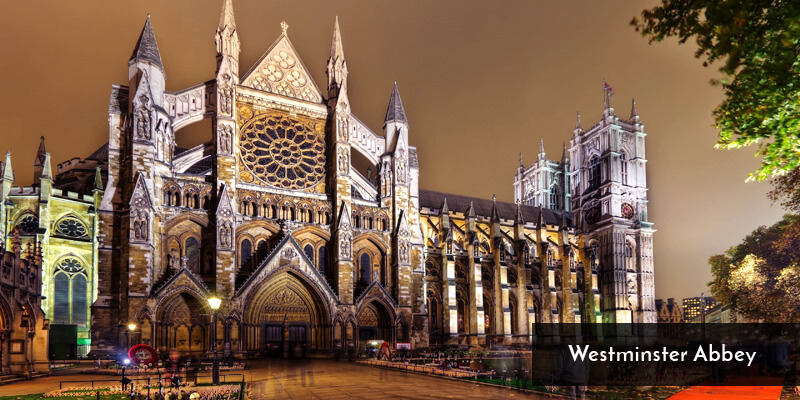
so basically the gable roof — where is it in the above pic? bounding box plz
[240,27,323,103]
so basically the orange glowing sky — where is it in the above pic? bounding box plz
[0,0,785,301]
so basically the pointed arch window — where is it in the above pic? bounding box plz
[549,185,561,210]
[240,239,252,270]
[359,253,371,285]
[185,237,200,272]
[625,241,636,271]
[53,272,70,324]
[52,257,88,327]
[621,152,629,186]
[256,240,269,265]
[589,156,601,190]
[318,246,327,275]
[303,244,315,264]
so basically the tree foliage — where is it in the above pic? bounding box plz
[633,1,800,180]
[708,214,800,322]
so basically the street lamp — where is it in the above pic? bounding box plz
[126,323,137,349]
[208,296,221,385]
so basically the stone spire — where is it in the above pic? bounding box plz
[383,82,407,127]
[630,98,639,121]
[34,136,46,168]
[40,152,52,181]
[33,136,46,185]
[575,111,582,131]
[327,16,348,100]
[218,0,236,31]
[603,80,614,117]
[491,194,500,222]
[3,151,13,182]
[538,138,546,161]
[465,201,475,219]
[561,142,568,163]
[439,197,450,229]
[515,202,524,225]
[130,15,163,70]
[94,166,104,191]
[519,152,524,168]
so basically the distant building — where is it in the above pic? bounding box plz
[682,296,716,321]
[655,298,682,323]
[687,303,744,324]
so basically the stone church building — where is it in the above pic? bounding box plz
[1,0,656,359]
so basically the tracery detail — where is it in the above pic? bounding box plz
[238,111,325,190]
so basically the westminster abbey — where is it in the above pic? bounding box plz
[0,0,655,359]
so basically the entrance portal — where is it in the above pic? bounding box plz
[244,271,330,356]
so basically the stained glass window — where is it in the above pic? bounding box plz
[16,214,38,235]
[55,218,89,239]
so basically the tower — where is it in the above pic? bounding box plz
[569,82,655,323]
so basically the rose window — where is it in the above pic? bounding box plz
[16,214,39,235]
[239,113,325,190]
[58,257,84,274]
[55,218,89,239]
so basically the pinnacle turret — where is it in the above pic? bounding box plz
[383,82,407,127]
[630,98,639,120]
[3,151,13,182]
[130,15,163,70]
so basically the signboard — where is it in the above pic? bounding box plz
[396,342,412,350]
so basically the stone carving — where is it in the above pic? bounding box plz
[241,33,322,103]
[337,148,349,175]
[281,247,296,261]
[131,209,149,241]
[218,221,233,249]
[337,116,349,141]
[135,108,151,140]
[398,239,409,263]
[395,149,407,184]
[218,124,233,155]
[340,232,352,258]
[219,74,233,116]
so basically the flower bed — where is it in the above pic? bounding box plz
[43,383,242,400]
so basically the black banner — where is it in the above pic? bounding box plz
[530,323,799,386]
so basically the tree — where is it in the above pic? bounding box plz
[632,1,800,181]
[707,214,800,322]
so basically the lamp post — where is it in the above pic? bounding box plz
[207,296,222,385]
[127,323,137,350]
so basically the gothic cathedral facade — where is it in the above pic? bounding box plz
[0,0,656,359]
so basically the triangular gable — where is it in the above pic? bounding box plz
[130,173,153,209]
[356,280,399,308]
[234,234,338,304]
[216,183,234,218]
[153,267,210,297]
[241,33,323,103]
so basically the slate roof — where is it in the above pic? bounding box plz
[130,16,164,70]
[184,155,213,175]
[419,189,570,226]
[384,82,407,126]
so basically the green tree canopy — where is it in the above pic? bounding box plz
[708,214,800,322]
[633,1,800,180]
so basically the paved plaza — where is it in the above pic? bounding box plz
[0,359,552,399]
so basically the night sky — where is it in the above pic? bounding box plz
[0,1,785,301]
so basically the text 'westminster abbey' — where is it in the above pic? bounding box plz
[0,0,655,361]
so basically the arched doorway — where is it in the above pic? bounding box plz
[357,300,394,350]
[244,272,331,357]
[156,292,209,355]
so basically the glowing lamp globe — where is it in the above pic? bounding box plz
[128,323,136,331]
[208,296,222,311]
